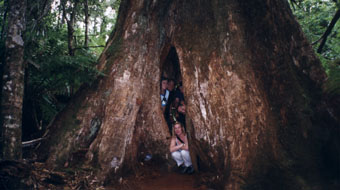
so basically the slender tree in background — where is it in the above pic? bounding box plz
[62,0,79,56]
[0,0,8,41]
[84,0,89,49]
[34,0,338,189]
[316,8,340,53]
[292,0,340,62]
[1,0,26,160]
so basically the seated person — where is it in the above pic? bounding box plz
[169,122,194,174]
[160,77,169,112]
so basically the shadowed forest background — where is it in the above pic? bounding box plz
[0,0,339,189]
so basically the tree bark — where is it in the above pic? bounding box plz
[62,0,79,56]
[0,0,9,41]
[1,0,26,160]
[57,0,65,29]
[84,0,89,49]
[39,0,338,189]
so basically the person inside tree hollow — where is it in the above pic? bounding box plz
[176,101,186,129]
[169,122,194,174]
[160,77,169,112]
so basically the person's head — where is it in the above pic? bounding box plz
[172,122,185,136]
[178,102,186,114]
[170,99,179,109]
[161,77,168,90]
[168,79,175,91]
[175,97,180,103]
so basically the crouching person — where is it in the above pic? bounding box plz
[169,122,194,174]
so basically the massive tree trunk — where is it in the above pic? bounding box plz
[39,0,339,189]
[1,0,26,160]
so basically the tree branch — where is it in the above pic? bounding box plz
[22,138,44,147]
[317,8,340,53]
[74,45,105,50]
[36,0,53,22]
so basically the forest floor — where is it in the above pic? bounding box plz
[0,159,211,190]
[1,159,339,190]
[117,170,208,190]
[105,159,211,190]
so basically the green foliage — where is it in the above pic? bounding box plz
[291,0,340,96]
[292,0,340,62]
[0,0,120,137]
[24,26,102,127]
[324,59,340,97]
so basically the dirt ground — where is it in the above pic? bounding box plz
[101,159,210,190]
[0,160,212,190]
[135,172,206,190]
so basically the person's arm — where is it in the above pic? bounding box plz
[170,137,185,152]
[181,135,189,151]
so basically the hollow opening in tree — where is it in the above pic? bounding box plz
[160,46,186,134]
[161,46,181,83]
